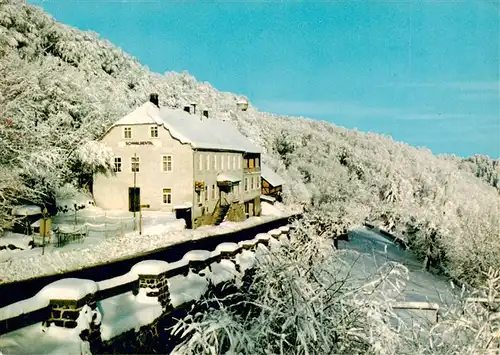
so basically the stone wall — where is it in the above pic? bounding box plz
[195,197,260,227]
[254,196,261,216]
[194,212,216,228]
[226,203,245,222]
[137,273,171,310]
[45,294,95,329]
[0,223,294,354]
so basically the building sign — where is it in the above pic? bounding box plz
[118,140,162,148]
[125,141,153,146]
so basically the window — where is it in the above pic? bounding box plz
[150,126,158,138]
[233,156,236,170]
[244,177,248,192]
[213,155,217,170]
[212,184,215,199]
[256,157,260,168]
[131,156,140,172]
[251,176,254,190]
[162,155,172,172]
[123,127,132,139]
[221,155,225,170]
[257,177,260,189]
[114,157,122,172]
[204,185,208,201]
[249,158,255,169]
[162,188,172,204]
[206,154,210,171]
[199,155,203,171]
[244,158,249,169]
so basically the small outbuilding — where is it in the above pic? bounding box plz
[260,165,285,202]
[11,205,43,235]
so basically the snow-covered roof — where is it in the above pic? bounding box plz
[217,173,241,183]
[111,102,261,153]
[113,102,164,126]
[261,164,286,187]
[173,202,193,209]
[11,205,42,216]
[260,194,276,203]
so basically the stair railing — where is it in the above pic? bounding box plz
[211,199,221,221]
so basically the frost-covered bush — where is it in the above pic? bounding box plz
[172,212,409,355]
[171,210,499,355]
[426,268,500,354]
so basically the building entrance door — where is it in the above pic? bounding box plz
[128,187,140,212]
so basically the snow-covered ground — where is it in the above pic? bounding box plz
[260,201,290,217]
[0,210,184,263]
[99,291,163,342]
[0,203,297,284]
[0,322,93,355]
[343,227,457,324]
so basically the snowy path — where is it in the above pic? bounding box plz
[342,227,456,323]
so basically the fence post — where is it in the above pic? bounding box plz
[42,279,102,351]
[131,261,172,310]
[74,204,77,226]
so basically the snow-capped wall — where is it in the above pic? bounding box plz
[0,225,293,354]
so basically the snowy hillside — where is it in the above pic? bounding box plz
[0,0,498,285]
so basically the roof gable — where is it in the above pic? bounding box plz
[261,164,286,187]
[110,102,261,153]
[113,102,163,126]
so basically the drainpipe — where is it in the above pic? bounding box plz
[133,152,137,231]
[192,150,196,229]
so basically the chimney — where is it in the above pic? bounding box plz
[202,110,209,119]
[183,106,191,113]
[149,93,159,107]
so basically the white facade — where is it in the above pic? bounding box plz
[93,98,262,227]
[93,123,194,212]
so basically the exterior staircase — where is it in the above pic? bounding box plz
[214,204,230,225]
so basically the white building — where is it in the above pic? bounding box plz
[93,94,262,228]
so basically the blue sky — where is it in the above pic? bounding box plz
[31,0,499,158]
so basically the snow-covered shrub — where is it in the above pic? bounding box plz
[171,209,499,355]
[171,209,408,355]
[425,268,500,354]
